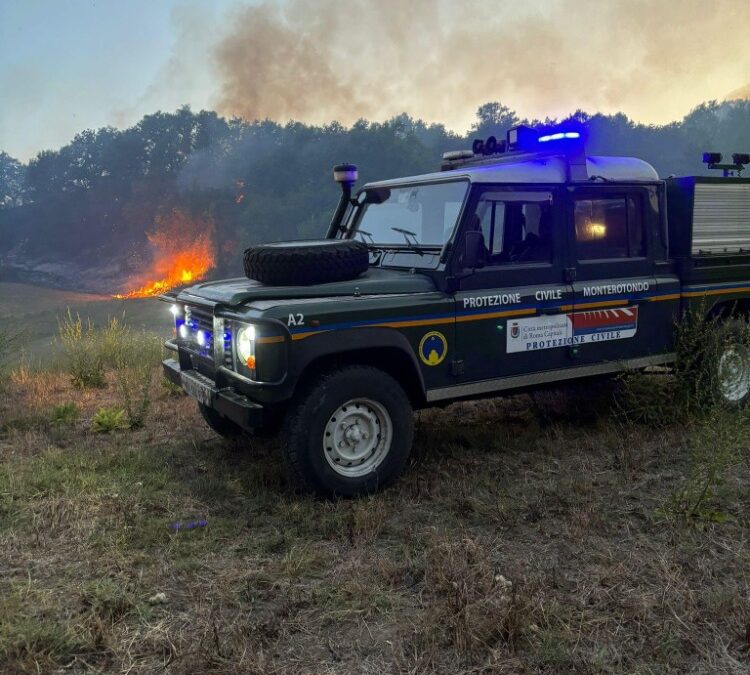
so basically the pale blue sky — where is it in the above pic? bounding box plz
[0,0,232,160]
[2,0,748,163]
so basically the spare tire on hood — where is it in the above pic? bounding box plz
[242,239,369,286]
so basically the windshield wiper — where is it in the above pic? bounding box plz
[356,229,375,245]
[355,229,387,263]
[390,227,424,256]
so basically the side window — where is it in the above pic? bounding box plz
[574,195,645,260]
[472,191,554,265]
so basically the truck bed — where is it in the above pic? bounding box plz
[666,176,750,286]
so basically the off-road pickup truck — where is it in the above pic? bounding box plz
[162,125,750,497]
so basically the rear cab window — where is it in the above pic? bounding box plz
[574,194,645,260]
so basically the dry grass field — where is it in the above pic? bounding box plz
[0,287,749,674]
[0,282,166,365]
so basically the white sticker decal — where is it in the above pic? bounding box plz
[287,313,305,327]
[507,306,639,353]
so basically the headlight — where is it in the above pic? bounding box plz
[236,324,257,371]
[170,304,186,338]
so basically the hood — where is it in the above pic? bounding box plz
[178,267,437,306]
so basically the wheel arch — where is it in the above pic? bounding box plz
[704,297,750,322]
[290,329,427,407]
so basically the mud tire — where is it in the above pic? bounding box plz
[282,366,414,498]
[243,240,369,286]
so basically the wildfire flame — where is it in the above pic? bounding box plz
[115,209,215,299]
[235,179,245,204]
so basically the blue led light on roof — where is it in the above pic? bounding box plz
[539,131,581,143]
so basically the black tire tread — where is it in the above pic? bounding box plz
[243,240,368,286]
[715,317,750,409]
[282,365,413,497]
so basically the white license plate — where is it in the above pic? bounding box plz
[180,372,214,406]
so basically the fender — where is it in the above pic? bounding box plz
[288,326,427,401]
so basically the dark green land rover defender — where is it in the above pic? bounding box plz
[162,126,750,497]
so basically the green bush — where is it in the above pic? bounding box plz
[58,310,106,389]
[91,407,128,433]
[614,311,750,524]
[161,376,184,397]
[98,315,132,363]
[57,311,163,427]
[50,402,80,426]
[111,331,164,428]
[661,408,749,524]
[617,309,750,425]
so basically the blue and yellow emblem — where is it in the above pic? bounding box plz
[419,331,448,366]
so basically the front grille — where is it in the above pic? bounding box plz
[183,305,214,363]
[186,304,213,333]
[183,304,233,369]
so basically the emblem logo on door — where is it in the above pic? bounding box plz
[418,331,448,366]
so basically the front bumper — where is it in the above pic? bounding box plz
[163,358,268,430]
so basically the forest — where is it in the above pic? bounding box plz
[1,99,749,291]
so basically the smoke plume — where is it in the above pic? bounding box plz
[213,0,750,129]
[726,83,750,102]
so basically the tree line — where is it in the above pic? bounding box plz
[0,100,748,279]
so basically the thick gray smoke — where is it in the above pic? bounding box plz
[212,0,750,129]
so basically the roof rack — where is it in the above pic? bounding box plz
[702,152,749,177]
[441,124,589,180]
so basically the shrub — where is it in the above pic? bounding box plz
[661,408,749,524]
[161,376,183,397]
[98,314,132,364]
[50,402,80,426]
[91,407,128,433]
[9,351,34,387]
[616,308,750,425]
[612,308,750,523]
[58,310,105,389]
[57,311,163,427]
[0,318,25,387]
[111,330,164,428]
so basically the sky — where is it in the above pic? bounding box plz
[1,0,749,162]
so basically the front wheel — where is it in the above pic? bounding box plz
[282,366,414,498]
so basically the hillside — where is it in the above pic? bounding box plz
[0,282,168,364]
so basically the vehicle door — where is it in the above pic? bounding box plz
[453,186,575,383]
[566,185,677,365]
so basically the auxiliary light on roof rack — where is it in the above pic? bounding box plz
[703,152,749,177]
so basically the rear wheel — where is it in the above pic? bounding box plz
[716,320,750,408]
[282,366,414,498]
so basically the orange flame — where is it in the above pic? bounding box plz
[115,209,215,299]
[235,179,245,204]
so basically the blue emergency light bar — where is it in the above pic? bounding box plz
[469,124,585,158]
[442,123,588,170]
[538,131,581,143]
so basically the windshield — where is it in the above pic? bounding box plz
[352,180,468,248]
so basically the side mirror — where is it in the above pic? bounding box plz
[463,230,484,270]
